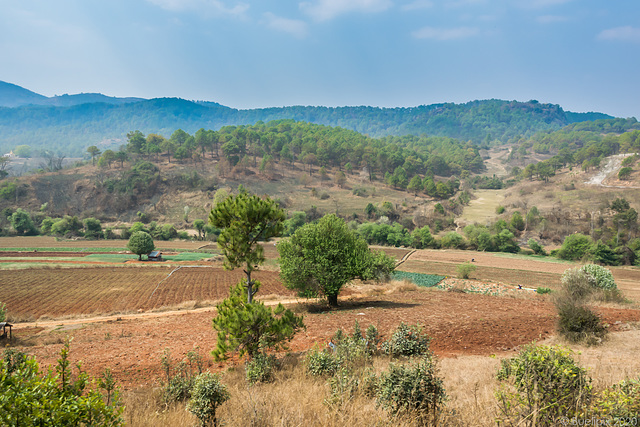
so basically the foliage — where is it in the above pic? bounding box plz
[127,231,155,260]
[579,264,617,290]
[376,355,446,424]
[456,262,476,279]
[0,344,123,426]
[560,268,595,303]
[83,217,103,239]
[440,231,465,249]
[496,344,592,426]
[211,282,304,361]
[381,323,431,358]
[556,302,607,345]
[245,353,277,384]
[411,225,438,249]
[588,378,640,421]
[305,347,341,377]
[10,209,37,235]
[528,238,547,256]
[392,271,445,287]
[618,167,632,180]
[536,287,552,294]
[0,181,16,200]
[278,214,395,306]
[160,348,205,404]
[0,301,5,322]
[51,215,83,237]
[557,233,593,261]
[186,372,230,427]
[209,192,285,303]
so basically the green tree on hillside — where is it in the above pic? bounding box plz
[127,231,155,261]
[209,192,285,303]
[87,145,101,166]
[278,214,395,307]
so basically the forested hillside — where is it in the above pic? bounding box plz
[0,94,614,157]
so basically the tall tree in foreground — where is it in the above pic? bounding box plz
[209,192,285,303]
[278,214,396,307]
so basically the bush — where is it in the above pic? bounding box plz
[560,267,595,303]
[440,231,465,249]
[83,217,103,239]
[186,373,230,427]
[245,353,276,384]
[376,356,446,424]
[528,238,547,256]
[305,347,341,377]
[160,348,204,404]
[0,301,6,322]
[536,287,552,294]
[456,262,476,279]
[0,343,123,426]
[580,264,617,290]
[556,302,607,344]
[496,344,592,426]
[382,323,431,358]
[557,233,593,260]
[588,378,640,421]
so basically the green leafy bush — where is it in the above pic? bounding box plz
[579,264,617,290]
[305,347,341,377]
[381,323,431,358]
[557,233,593,260]
[456,262,476,279]
[536,287,552,294]
[0,344,123,426]
[160,348,204,404]
[376,356,446,424]
[528,238,547,256]
[186,373,230,427]
[560,267,595,303]
[496,344,592,426]
[588,378,640,421]
[245,353,276,384]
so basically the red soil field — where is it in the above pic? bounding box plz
[0,267,294,319]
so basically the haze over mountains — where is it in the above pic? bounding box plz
[0,80,617,157]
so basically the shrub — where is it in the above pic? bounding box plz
[556,302,607,344]
[557,233,593,260]
[588,378,640,420]
[245,353,276,384]
[305,347,340,377]
[376,356,446,424]
[211,282,304,361]
[536,287,552,294]
[580,264,617,290]
[560,268,595,303]
[186,373,230,427]
[456,262,476,279]
[382,323,431,358]
[496,344,592,426]
[528,238,547,256]
[160,348,204,404]
[0,301,5,322]
[0,343,123,426]
[440,231,465,249]
[496,205,505,214]
[83,217,103,239]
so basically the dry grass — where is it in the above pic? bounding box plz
[118,327,640,426]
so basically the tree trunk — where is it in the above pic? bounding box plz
[327,294,338,307]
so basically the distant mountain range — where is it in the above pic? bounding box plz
[0,81,144,108]
[0,80,616,157]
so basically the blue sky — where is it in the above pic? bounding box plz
[1,0,639,118]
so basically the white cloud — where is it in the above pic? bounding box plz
[263,12,308,38]
[412,26,479,40]
[300,0,392,21]
[597,26,640,43]
[401,0,433,11]
[536,15,568,24]
[146,0,249,17]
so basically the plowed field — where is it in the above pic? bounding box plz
[0,267,293,319]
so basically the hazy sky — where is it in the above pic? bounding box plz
[1,0,639,118]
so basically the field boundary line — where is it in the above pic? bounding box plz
[395,249,416,268]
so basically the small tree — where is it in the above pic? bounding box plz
[10,209,37,235]
[127,231,155,261]
[278,214,395,307]
[186,373,229,427]
[87,145,101,166]
[193,219,205,240]
[211,282,304,361]
[83,217,103,239]
[209,192,285,303]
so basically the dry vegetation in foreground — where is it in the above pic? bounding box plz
[118,328,640,427]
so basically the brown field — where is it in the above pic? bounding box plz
[0,267,294,320]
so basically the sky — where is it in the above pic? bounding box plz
[1,0,639,118]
